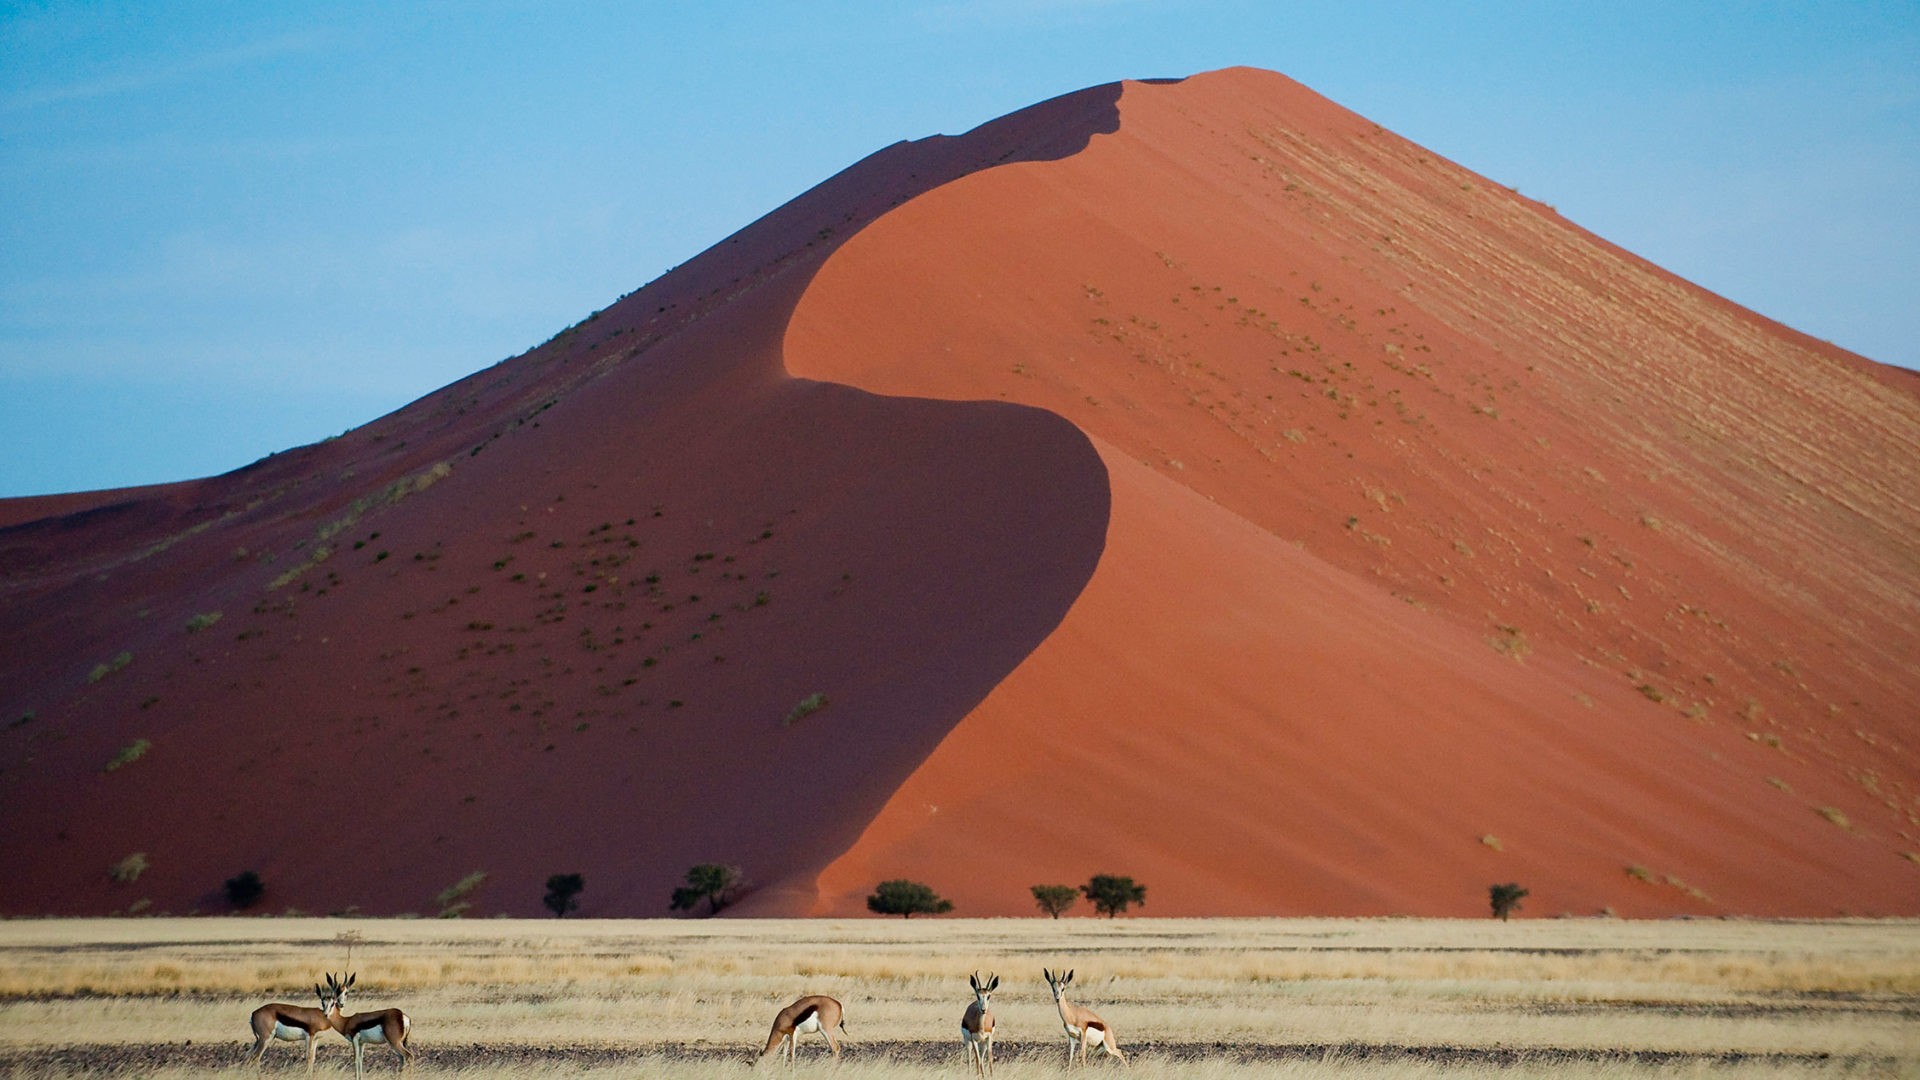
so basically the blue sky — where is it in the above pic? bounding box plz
[3,1,1916,497]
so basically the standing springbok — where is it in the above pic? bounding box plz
[759,994,846,1066]
[324,972,414,1077]
[960,971,998,1076]
[1043,968,1126,1066]
[243,979,337,1073]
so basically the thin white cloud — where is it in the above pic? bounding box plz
[3,30,331,112]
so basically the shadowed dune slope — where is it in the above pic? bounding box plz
[0,85,1122,917]
[785,68,1920,916]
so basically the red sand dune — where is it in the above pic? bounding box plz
[2,68,1916,918]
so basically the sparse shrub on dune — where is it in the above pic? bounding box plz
[104,739,151,772]
[782,692,828,726]
[434,871,488,917]
[107,853,149,883]
[86,651,132,684]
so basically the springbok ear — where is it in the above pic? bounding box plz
[346,973,357,988]
[988,975,1000,991]
[1042,967,1052,983]
[1065,969,1075,984]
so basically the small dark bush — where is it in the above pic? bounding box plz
[1489,881,1529,920]
[669,863,745,916]
[224,870,265,910]
[544,872,585,917]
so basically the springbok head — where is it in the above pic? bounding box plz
[969,971,999,1005]
[1043,967,1074,1001]
[324,972,358,1009]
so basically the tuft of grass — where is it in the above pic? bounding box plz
[86,652,133,684]
[1662,874,1712,902]
[104,739,151,772]
[1625,865,1653,882]
[782,692,829,727]
[107,853,149,883]
[184,611,222,633]
[1488,626,1529,659]
[1479,835,1503,852]
[1816,806,1851,830]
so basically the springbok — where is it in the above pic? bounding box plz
[759,994,846,1065]
[324,972,414,1076]
[1044,968,1126,1066]
[243,980,337,1074]
[961,971,998,1076]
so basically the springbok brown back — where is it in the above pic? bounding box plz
[760,994,845,1066]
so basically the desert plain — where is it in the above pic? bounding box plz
[1,916,1916,1079]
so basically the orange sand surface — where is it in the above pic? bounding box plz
[2,69,1914,918]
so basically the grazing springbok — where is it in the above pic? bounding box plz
[961,971,998,1076]
[324,972,414,1077]
[759,994,846,1065]
[1044,968,1126,1066]
[243,980,337,1074]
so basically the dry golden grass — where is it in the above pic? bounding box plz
[0,918,1915,1078]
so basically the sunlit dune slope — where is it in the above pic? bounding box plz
[785,67,1920,916]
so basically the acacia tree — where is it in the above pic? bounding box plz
[1031,884,1079,919]
[670,863,745,916]
[865,879,953,918]
[1081,874,1146,918]
[1489,882,1529,921]
[544,873,585,917]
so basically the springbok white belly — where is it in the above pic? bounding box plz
[793,1013,823,1036]
[271,1022,309,1041]
[353,1027,389,1045]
